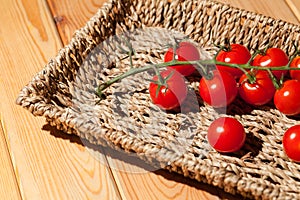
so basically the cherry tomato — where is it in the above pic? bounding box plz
[283,125,300,162]
[252,48,289,79]
[216,44,251,79]
[149,69,187,110]
[207,117,246,153]
[199,70,238,108]
[289,56,300,81]
[238,71,275,106]
[164,41,200,76]
[274,79,300,116]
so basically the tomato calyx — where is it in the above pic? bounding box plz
[214,41,252,79]
[252,47,290,80]
[214,38,232,52]
[239,70,276,106]
[148,68,175,98]
[149,69,188,110]
[240,69,277,88]
[240,70,257,84]
[258,44,271,56]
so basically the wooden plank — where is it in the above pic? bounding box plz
[0,0,120,199]
[285,0,300,22]
[216,0,299,24]
[47,0,106,44]
[0,119,22,200]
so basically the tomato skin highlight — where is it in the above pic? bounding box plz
[164,42,200,76]
[283,125,300,162]
[252,48,289,79]
[238,71,275,106]
[207,117,246,153]
[274,79,300,116]
[149,69,187,110]
[216,44,251,79]
[199,70,238,108]
[289,56,300,81]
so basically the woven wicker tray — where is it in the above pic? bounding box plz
[16,0,300,199]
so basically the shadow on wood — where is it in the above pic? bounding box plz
[43,123,249,200]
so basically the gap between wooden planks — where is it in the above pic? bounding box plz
[0,0,121,199]
[46,0,300,199]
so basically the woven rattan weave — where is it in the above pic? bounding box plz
[17,0,300,199]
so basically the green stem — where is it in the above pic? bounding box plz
[129,51,133,68]
[246,50,260,65]
[95,58,300,99]
[150,64,164,84]
[96,60,176,97]
[266,68,280,89]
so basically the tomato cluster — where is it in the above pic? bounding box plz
[150,42,300,115]
[148,41,300,159]
[213,44,300,117]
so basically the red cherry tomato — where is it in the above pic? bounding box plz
[289,56,300,81]
[252,48,289,79]
[149,69,187,110]
[283,125,300,162]
[274,79,300,116]
[199,70,238,108]
[207,117,246,153]
[216,44,251,79]
[238,71,275,106]
[164,41,200,76]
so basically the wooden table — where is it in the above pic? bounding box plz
[0,0,299,199]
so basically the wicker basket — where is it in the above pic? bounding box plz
[16,0,300,199]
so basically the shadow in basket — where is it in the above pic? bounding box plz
[43,123,250,200]
[221,129,263,160]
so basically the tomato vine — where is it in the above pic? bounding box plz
[95,44,300,100]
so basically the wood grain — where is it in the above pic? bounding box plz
[47,0,106,44]
[0,0,119,199]
[216,0,300,24]
[103,149,242,200]
[0,119,22,200]
[285,0,300,22]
